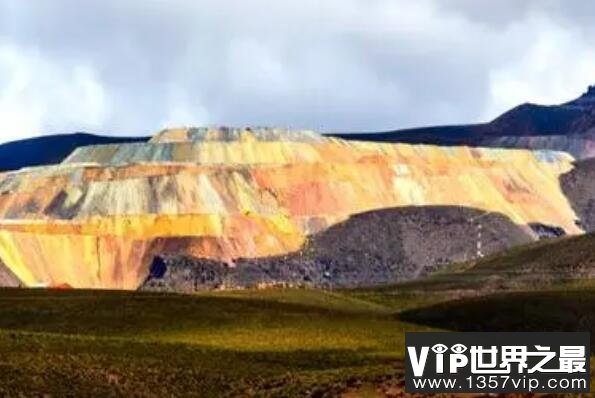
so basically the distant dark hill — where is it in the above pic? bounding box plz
[400,287,595,340]
[330,85,595,159]
[0,133,148,172]
[331,124,485,146]
[482,86,595,137]
[486,103,584,136]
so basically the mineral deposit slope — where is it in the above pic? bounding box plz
[0,127,582,289]
[0,260,20,287]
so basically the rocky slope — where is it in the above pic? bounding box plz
[0,127,581,289]
[469,231,595,291]
[561,158,595,232]
[142,206,535,291]
[480,133,595,160]
[332,85,595,160]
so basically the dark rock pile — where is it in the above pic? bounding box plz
[142,206,535,291]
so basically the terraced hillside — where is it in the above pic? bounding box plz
[0,127,582,289]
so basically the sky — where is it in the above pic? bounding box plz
[0,0,594,143]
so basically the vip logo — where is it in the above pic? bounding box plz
[405,333,590,394]
[408,343,586,377]
[408,343,470,376]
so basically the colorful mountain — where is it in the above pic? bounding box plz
[0,127,581,289]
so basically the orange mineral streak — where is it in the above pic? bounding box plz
[0,127,582,289]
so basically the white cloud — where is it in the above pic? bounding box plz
[0,42,108,142]
[160,84,210,130]
[485,15,595,119]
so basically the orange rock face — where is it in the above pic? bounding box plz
[0,127,581,289]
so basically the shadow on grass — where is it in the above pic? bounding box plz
[399,290,595,351]
[0,288,382,336]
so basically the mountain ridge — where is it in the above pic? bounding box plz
[0,133,148,172]
[1,86,594,172]
[331,85,595,159]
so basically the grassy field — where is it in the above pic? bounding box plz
[1,285,595,397]
[2,234,595,396]
[0,287,443,397]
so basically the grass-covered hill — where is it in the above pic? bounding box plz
[397,231,595,294]
[391,232,595,354]
[0,288,433,397]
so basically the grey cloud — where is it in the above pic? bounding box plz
[0,0,593,142]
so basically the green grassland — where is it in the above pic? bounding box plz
[1,233,595,396]
[0,288,439,397]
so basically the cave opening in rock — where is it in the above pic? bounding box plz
[149,256,167,279]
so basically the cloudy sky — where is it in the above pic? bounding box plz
[0,0,594,143]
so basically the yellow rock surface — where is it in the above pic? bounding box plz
[0,127,581,289]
